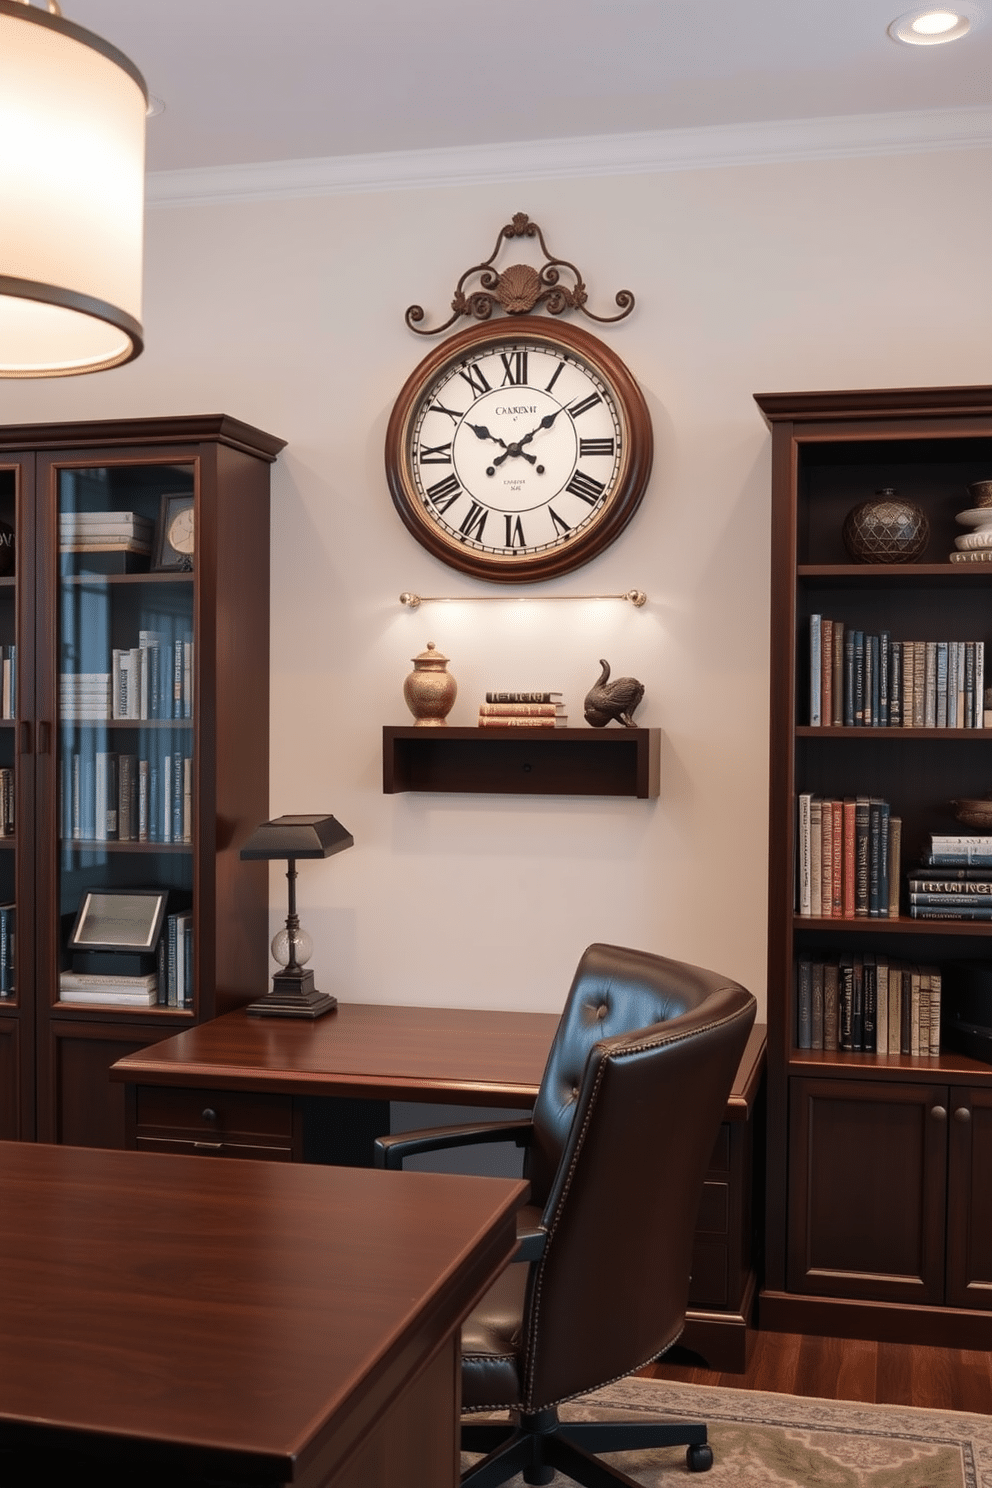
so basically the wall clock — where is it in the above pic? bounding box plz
[384,215,653,583]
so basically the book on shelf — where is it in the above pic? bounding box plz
[797,792,900,919]
[0,766,13,837]
[796,954,940,1055]
[158,910,193,1007]
[1,644,15,720]
[0,902,14,997]
[58,970,159,1006]
[484,691,563,704]
[478,701,565,717]
[809,619,986,729]
[923,834,992,867]
[478,714,568,729]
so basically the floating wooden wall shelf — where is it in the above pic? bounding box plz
[382,726,660,799]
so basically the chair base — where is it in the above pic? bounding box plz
[461,1407,713,1486]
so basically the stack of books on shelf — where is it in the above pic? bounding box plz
[1,644,15,719]
[112,630,194,720]
[60,672,111,721]
[796,793,901,918]
[908,835,992,920]
[477,691,566,729]
[59,510,153,556]
[796,954,941,1055]
[808,616,986,728]
[59,968,160,1007]
[62,748,193,844]
[0,902,14,997]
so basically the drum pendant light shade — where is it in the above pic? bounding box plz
[0,1,147,377]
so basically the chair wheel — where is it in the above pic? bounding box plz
[687,1442,713,1472]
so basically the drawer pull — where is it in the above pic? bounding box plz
[954,1106,972,1124]
[194,1141,223,1151]
[202,1108,218,1122]
[931,1105,947,1122]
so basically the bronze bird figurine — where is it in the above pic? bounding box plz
[583,659,645,728]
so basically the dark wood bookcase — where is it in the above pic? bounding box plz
[0,415,283,1149]
[383,726,660,798]
[757,386,992,1348]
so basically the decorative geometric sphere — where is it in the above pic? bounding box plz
[842,495,930,563]
[272,925,313,969]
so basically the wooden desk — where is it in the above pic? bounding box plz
[112,1006,766,1371]
[0,1140,524,1488]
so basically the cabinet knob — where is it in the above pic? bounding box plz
[931,1104,947,1122]
[201,1107,218,1122]
[954,1106,972,1124]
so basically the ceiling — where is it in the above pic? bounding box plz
[65,0,992,174]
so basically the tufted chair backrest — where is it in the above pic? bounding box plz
[520,944,756,1410]
[527,941,713,1206]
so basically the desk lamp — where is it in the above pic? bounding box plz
[240,813,354,1018]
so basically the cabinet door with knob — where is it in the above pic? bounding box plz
[946,1085,992,1309]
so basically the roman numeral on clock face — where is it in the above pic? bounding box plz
[579,437,615,458]
[549,507,572,538]
[429,401,464,424]
[504,514,526,548]
[418,441,452,465]
[500,351,528,386]
[458,362,491,399]
[568,391,602,419]
[426,473,461,513]
[459,501,488,541]
[566,470,606,505]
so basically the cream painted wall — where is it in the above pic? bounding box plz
[3,147,991,1016]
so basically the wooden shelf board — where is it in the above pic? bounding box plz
[382,725,660,798]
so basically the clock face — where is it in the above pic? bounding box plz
[385,317,652,581]
[167,507,195,555]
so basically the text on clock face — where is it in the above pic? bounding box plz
[409,341,623,554]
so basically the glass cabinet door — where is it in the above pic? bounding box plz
[55,462,196,1013]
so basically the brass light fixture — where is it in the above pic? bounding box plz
[0,0,147,376]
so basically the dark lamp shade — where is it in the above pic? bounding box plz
[239,814,354,861]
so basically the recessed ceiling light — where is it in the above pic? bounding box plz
[888,5,982,43]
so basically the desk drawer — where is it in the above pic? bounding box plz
[135,1085,295,1145]
[135,1134,294,1161]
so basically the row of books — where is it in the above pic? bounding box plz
[112,633,193,720]
[478,690,567,729]
[62,640,194,722]
[59,510,153,556]
[808,617,987,729]
[796,954,941,1056]
[0,645,15,720]
[797,794,901,918]
[0,902,14,997]
[61,750,192,844]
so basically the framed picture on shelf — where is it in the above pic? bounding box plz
[152,493,195,572]
[68,889,168,952]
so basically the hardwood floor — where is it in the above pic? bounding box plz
[645,1330,992,1414]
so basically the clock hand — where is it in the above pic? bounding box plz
[491,407,565,468]
[466,422,508,450]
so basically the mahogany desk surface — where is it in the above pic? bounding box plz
[0,1139,525,1487]
[112,1002,563,1107]
[111,1003,765,1118]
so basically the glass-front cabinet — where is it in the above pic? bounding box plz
[0,417,283,1148]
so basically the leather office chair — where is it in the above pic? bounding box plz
[374,942,756,1486]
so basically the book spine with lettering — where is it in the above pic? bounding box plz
[875,953,889,1054]
[810,797,823,917]
[809,615,822,725]
[820,800,833,916]
[902,640,915,728]
[830,800,843,915]
[0,902,14,996]
[975,641,985,729]
[924,640,937,728]
[477,715,567,729]
[821,618,833,728]
[878,630,890,726]
[832,623,845,726]
[842,798,856,918]
[823,960,840,1050]
[797,793,812,915]
[796,959,812,1049]
[889,639,902,726]
[844,629,855,726]
[485,691,563,704]
[854,796,870,916]
[839,955,854,1050]
[936,641,948,728]
[852,631,866,724]
[862,952,877,1052]
[478,702,564,716]
[811,960,824,1049]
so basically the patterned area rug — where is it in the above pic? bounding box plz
[463,1376,992,1485]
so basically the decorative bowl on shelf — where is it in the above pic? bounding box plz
[842,489,930,563]
[950,796,992,830]
[966,480,992,508]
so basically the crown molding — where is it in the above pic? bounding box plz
[146,104,992,209]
